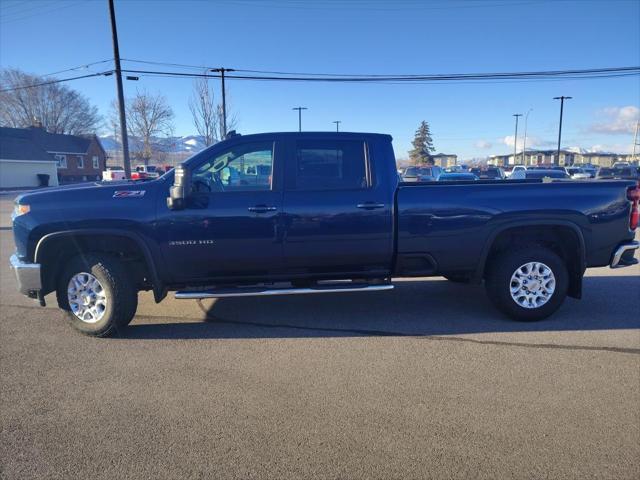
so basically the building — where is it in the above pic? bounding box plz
[429,153,458,168]
[0,126,106,188]
[489,149,576,167]
[573,152,620,167]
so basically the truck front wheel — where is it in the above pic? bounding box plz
[56,254,138,337]
[485,246,568,321]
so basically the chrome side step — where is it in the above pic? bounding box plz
[175,283,394,299]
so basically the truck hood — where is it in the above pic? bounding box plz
[15,179,160,205]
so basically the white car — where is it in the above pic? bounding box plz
[566,167,591,180]
[506,165,527,178]
[102,167,126,181]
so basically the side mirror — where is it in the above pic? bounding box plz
[166,164,192,210]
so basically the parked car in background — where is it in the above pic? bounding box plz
[470,167,505,180]
[610,166,640,180]
[402,165,442,182]
[612,161,630,168]
[596,167,617,179]
[102,166,126,182]
[505,165,526,178]
[522,169,570,180]
[132,165,161,180]
[565,167,591,180]
[580,165,598,178]
[437,172,479,181]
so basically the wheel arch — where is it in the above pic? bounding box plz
[35,229,165,303]
[474,220,586,299]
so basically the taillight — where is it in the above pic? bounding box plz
[628,186,639,230]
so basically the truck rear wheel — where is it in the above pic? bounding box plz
[56,254,138,337]
[485,246,568,321]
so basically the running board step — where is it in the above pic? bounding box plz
[175,283,394,299]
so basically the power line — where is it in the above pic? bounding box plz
[40,59,114,78]
[119,66,640,83]
[2,65,638,93]
[0,71,114,93]
[0,1,83,25]
[120,59,640,80]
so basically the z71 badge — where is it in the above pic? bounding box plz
[113,190,146,198]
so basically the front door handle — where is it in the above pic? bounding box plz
[248,205,278,213]
[356,202,385,210]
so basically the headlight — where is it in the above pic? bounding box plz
[13,204,30,217]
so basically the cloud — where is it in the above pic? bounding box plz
[474,140,492,149]
[502,135,555,150]
[588,106,639,135]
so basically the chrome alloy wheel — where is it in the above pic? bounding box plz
[509,262,556,309]
[67,272,107,323]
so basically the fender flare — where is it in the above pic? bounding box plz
[35,228,165,303]
[473,220,586,295]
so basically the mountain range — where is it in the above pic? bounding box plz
[99,135,208,153]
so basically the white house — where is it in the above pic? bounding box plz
[0,127,59,188]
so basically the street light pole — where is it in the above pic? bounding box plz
[108,0,131,178]
[513,113,522,165]
[553,96,572,165]
[210,67,235,137]
[522,109,532,165]
[292,107,308,132]
[333,120,341,132]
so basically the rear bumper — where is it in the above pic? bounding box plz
[9,254,41,297]
[610,241,639,268]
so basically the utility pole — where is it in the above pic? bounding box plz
[513,113,522,165]
[522,109,532,165]
[333,120,341,132]
[292,107,307,132]
[210,68,235,137]
[108,0,131,178]
[631,120,639,162]
[553,96,572,165]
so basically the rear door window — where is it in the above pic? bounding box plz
[292,140,369,191]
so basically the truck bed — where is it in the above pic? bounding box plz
[396,179,636,274]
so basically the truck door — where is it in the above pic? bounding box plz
[156,139,284,282]
[282,137,393,276]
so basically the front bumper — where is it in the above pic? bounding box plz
[610,241,639,268]
[9,254,42,297]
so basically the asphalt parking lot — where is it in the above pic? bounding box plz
[1,191,639,479]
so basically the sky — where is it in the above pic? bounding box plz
[1,0,639,160]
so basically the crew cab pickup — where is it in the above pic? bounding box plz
[10,132,639,337]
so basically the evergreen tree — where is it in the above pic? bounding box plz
[409,120,435,164]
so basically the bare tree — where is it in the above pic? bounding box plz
[189,77,218,147]
[122,90,174,165]
[189,77,237,146]
[0,69,102,135]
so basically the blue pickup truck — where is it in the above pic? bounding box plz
[10,132,639,336]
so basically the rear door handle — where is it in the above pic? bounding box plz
[356,202,385,210]
[248,205,278,213]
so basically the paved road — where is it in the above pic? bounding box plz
[1,192,639,479]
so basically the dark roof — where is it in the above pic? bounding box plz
[0,127,53,162]
[0,126,98,162]
[28,127,92,153]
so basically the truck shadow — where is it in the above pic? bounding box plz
[123,275,640,340]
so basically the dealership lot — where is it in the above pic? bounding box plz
[1,192,638,479]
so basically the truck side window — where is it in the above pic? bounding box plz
[192,142,274,192]
[294,140,368,191]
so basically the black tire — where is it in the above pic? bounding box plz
[443,274,472,284]
[485,246,568,321]
[56,254,138,337]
